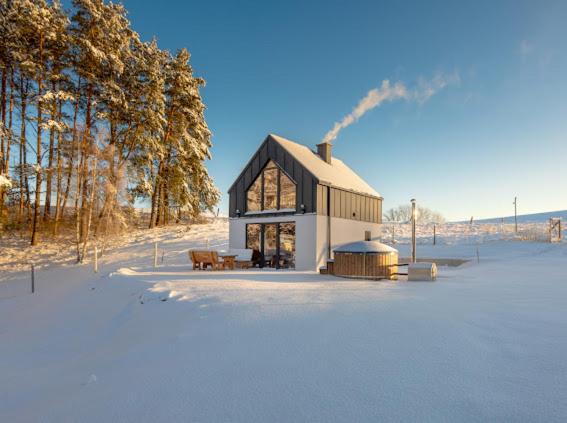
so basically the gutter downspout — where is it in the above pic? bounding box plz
[327,186,331,259]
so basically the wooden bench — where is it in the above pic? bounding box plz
[189,250,224,270]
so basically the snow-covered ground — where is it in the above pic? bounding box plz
[1,219,567,422]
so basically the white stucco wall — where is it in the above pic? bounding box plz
[314,215,382,270]
[229,214,381,271]
[228,214,317,271]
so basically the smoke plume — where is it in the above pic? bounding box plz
[321,72,459,144]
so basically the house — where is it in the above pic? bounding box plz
[228,134,383,270]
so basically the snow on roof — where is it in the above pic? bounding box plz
[334,241,398,254]
[269,134,381,198]
[408,262,437,270]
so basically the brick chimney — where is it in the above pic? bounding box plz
[316,142,332,164]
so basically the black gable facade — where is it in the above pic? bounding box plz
[228,135,318,217]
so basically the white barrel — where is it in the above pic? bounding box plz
[408,262,437,281]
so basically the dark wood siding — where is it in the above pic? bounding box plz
[316,184,328,216]
[321,186,382,223]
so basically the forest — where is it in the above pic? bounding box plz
[0,0,220,259]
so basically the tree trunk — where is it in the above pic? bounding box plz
[94,124,116,237]
[80,156,98,262]
[154,180,162,228]
[0,68,14,220]
[150,105,175,228]
[30,35,44,246]
[149,162,162,229]
[163,177,169,225]
[53,99,63,234]
[0,68,6,174]
[74,133,82,262]
[157,135,174,227]
[59,80,81,228]
[60,153,73,220]
[79,85,93,242]
[5,68,14,172]
[18,77,28,224]
[43,80,58,222]
[0,68,6,222]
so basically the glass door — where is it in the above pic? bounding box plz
[245,222,296,269]
[263,224,278,266]
[279,222,295,268]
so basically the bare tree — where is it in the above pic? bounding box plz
[384,204,445,224]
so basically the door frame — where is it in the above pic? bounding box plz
[246,221,295,269]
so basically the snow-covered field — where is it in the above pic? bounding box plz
[1,219,567,422]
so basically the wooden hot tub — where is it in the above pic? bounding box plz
[333,241,398,280]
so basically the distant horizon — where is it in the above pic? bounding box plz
[130,203,567,224]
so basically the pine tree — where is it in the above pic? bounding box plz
[148,49,219,227]
[0,0,20,223]
[42,1,70,223]
[70,0,126,252]
[13,0,52,245]
[0,0,220,242]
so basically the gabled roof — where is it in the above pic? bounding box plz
[269,134,381,198]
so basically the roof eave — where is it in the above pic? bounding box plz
[226,135,271,193]
[316,181,382,199]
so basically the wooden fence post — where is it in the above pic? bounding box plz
[154,242,158,268]
[31,264,35,293]
[94,245,98,273]
[411,199,416,263]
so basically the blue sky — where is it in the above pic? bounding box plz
[122,0,567,220]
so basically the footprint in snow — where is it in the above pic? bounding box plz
[82,374,97,386]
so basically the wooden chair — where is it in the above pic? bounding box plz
[189,250,224,270]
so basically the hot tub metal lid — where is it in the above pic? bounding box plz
[334,241,398,254]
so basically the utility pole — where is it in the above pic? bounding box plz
[513,196,518,233]
[433,224,436,246]
[411,199,416,263]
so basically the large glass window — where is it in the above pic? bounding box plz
[246,224,261,251]
[280,172,295,209]
[263,224,277,261]
[246,160,296,212]
[263,165,278,210]
[246,177,262,212]
[245,222,296,269]
[279,222,295,268]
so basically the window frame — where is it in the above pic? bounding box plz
[245,160,296,213]
[245,222,296,269]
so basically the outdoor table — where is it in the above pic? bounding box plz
[218,253,237,270]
